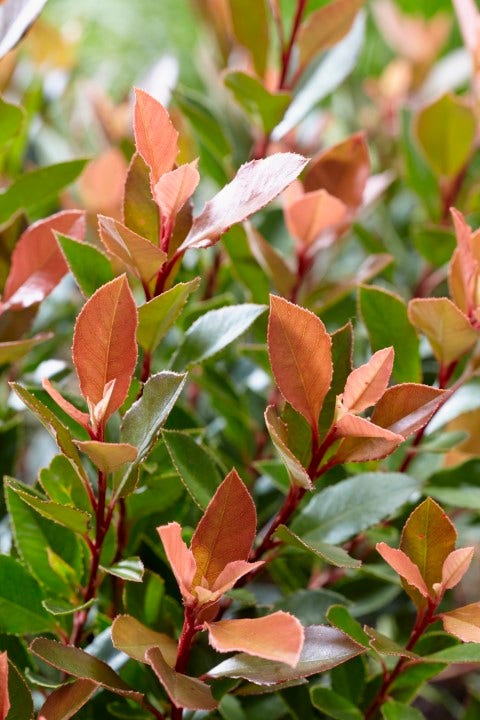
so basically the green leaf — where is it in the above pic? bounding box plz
[245,223,295,299]
[0,334,53,365]
[173,88,231,166]
[0,159,87,225]
[382,700,425,720]
[424,485,480,510]
[400,110,439,220]
[5,478,90,534]
[413,226,455,268]
[171,304,266,370]
[123,152,160,243]
[101,557,144,582]
[137,278,200,353]
[425,643,480,663]
[274,525,361,569]
[291,472,420,544]
[42,598,96,616]
[310,686,363,720]
[0,556,55,634]
[7,658,33,720]
[264,407,312,490]
[123,570,166,630]
[0,97,24,150]
[229,0,269,77]
[326,606,371,647]
[224,72,290,133]
[56,234,114,297]
[223,224,270,303]
[39,455,91,513]
[364,627,417,659]
[275,589,348,626]
[319,322,353,436]
[415,93,476,179]
[358,285,421,383]
[162,429,223,509]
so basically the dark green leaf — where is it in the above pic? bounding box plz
[5,478,90,534]
[137,278,200,353]
[224,72,290,133]
[310,686,363,720]
[274,525,361,568]
[56,234,114,297]
[0,556,55,634]
[382,700,425,720]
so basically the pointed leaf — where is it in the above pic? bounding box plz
[133,88,178,185]
[265,406,312,490]
[191,469,256,586]
[326,606,371,647]
[371,384,447,439]
[154,161,200,224]
[0,653,9,720]
[101,557,144,582]
[224,72,291,134]
[6,659,32,720]
[206,612,304,666]
[274,525,361,569]
[450,208,478,317]
[364,626,418,660]
[112,614,177,666]
[310,686,363,720]
[0,333,52,365]
[74,441,137,474]
[42,598,96,616]
[179,153,308,251]
[437,547,474,594]
[229,0,269,77]
[0,555,55,634]
[72,275,138,421]
[376,543,429,597]
[1,211,85,311]
[205,559,264,599]
[342,347,394,413]
[98,215,166,285]
[157,522,197,603]
[37,679,97,720]
[284,189,347,246]
[335,413,402,443]
[207,625,365,685]
[56,234,114,298]
[123,152,160,243]
[30,639,143,701]
[268,295,332,430]
[297,0,366,69]
[441,602,480,642]
[408,298,477,365]
[42,378,90,430]
[245,223,296,298]
[0,96,23,150]
[146,646,217,711]
[5,478,90,534]
[333,432,402,463]
[137,278,200,353]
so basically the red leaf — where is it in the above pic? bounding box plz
[332,434,402,464]
[341,347,394,413]
[441,602,480,642]
[146,646,217,711]
[284,189,347,246]
[157,522,197,604]
[98,216,166,285]
[206,612,304,666]
[79,148,127,219]
[451,208,478,318]
[268,295,332,431]
[371,384,447,439]
[133,88,178,186]
[72,275,138,424]
[42,378,90,430]
[178,153,308,251]
[335,413,402,442]
[154,160,200,225]
[195,559,264,604]
[190,469,257,587]
[74,441,138,473]
[1,210,85,311]
[38,679,97,720]
[0,652,9,720]
[376,542,429,597]
[434,546,475,597]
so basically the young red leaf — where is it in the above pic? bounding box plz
[376,542,429,598]
[205,612,304,666]
[268,295,332,431]
[408,297,477,365]
[1,210,85,311]
[284,189,347,247]
[0,652,9,720]
[154,160,200,227]
[341,347,394,413]
[434,547,475,597]
[74,441,138,473]
[157,522,197,604]
[371,384,447,439]
[451,208,478,318]
[335,413,402,442]
[98,215,166,285]
[42,378,90,430]
[190,469,257,586]
[178,153,308,251]
[111,615,177,666]
[146,646,217,711]
[133,88,178,186]
[332,433,402,464]
[441,602,480,642]
[195,559,264,604]
[38,679,97,720]
[72,275,138,424]
[297,0,365,69]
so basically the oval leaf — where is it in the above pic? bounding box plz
[284,189,347,247]
[133,88,178,185]
[146,646,217,711]
[408,297,477,366]
[37,679,97,720]
[112,614,177,666]
[341,347,394,413]
[74,441,137,474]
[98,215,166,285]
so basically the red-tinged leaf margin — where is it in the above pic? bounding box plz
[111,614,178,666]
[157,522,197,604]
[268,295,332,433]
[284,188,347,247]
[42,378,90,431]
[341,347,394,413]
[72,275,138,425]
[371,384,448,439]
[154,160,200,228]
[133,88,179,186]
[376,542,429,598]
[74,441,138,474]
[38,679,97,720]
[441,602,480,642]
[434,547,475,598]
[97,215,166,284]
[0,652,9,720]
[146,646,218,711]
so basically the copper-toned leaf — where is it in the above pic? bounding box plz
[206,612,304,666]
[146,646,217,711]
[98,216,166,285]
[133,88,178,185]
[190,469,256,586]
[297,0,365,69]
[245,223,296,298]
[400,498,456,603]
[1,210,85,311]
[264,406,312,490]
[371,384,447,439]
[376,542,429,597]
[179,153,308,251]
[335,413,402,443]
[111,615,177,666]
[268,295,332,430]
[441,602,480,642]
[450,209,478,317]
[79,148,127,219]
[285,189,347,247]
[304,133,370,208]
[157,522,196,603]
[408,297,477,366]
[196,559,264,603]
[72,275,138,423]
[332,433,402,464]
[42,378,90,430]
[38,679,97,720]
[341,347,394,413]
[154,160,200,225]
[74,441,137,473]
[0,652,9,720]
[436,547,475,595]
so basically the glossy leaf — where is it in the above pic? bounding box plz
[137,278,200,353]
[133,88,178,185]
[0,555,54,634]
[297,0,365,70]
[0,652,9,720]
[111,614,177,666]
[56,234,114,298]
[154,160,200,226]
[408,298,477,365]
[376,543,429,597]
[146,646,217,710]
[229,0,269,77]
[284,189,347,247]
[335,413,402,444]
[268,295,332,430]
[101,557,144,582]
[178,153,308,251]
[310,685,363,720]
[371,384,446,439]
[39,455,90,512]
[5,478,90,534]
[264,406,312,490]
[274,525,361,569]
[123,152,160,243]
[363,626,418,660]
[207,625,365,685]
[74,440,137,474]
[224,72,290,133]
[37,679,97,720]
[441,602,480,642]
[72,275,138,422]
[206,613,304,666]
[98,215,166,285]
[326,606,371,647]
[341,347,393,413]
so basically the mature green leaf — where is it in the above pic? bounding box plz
[56,234,114,297]
[326,606,371,647]
[275,589,348,626]
[382,701,425,720]
[173,89,231,168]
[42,598,96,616]
[245,223,295,298]
[223,224,270,303]
[0,556,54,634]
[359,285,421,383]
[39,455,91,513]
[413,226,455,268]
[425,644,480,663]
[224,72,290,133]
[137,278,200,353]
[310,686,363,720]
[163,429,222,509]
[400,110,439,220]
[274,525,361,568]
[6,657,33,720]
[0,97,23,150]
[229,0,269,77]
[364,627,418,659]
[5,478,90,534]
[101,557,144,582]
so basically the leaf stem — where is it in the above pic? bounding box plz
[279,0,307,90]
[171,605,200,720]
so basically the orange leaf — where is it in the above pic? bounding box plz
[190,469,256,587]
[332,434,402,464]
[74,441,138,473]
[376,542,429,597]
[435,547,474,597]
[205,612,304,666]
[72,275,138,424]
[37,679,97,720]
[0,652,9,720]
[42,378,90,430]
[408,297,477,365]
[146,647,217,711]
[133,88,178,186]
[154,160,200,225]
[371,384,447,439]
[284,189,347,246]
[157,522,197,603]
[111,615,177,666]
[268,295,332,431]
[441,602,480,642]
[79,148,127,219]
[304,133,370,208]
[297,0,365,69]
[98,216,166,285]
[195,559,264,604]
[451,208,478,318]
[341,347,394,413]
[335,413,402,442]
[1,210,85,311]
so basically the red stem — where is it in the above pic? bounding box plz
[278,0,308,90]
[171,606,201,720]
